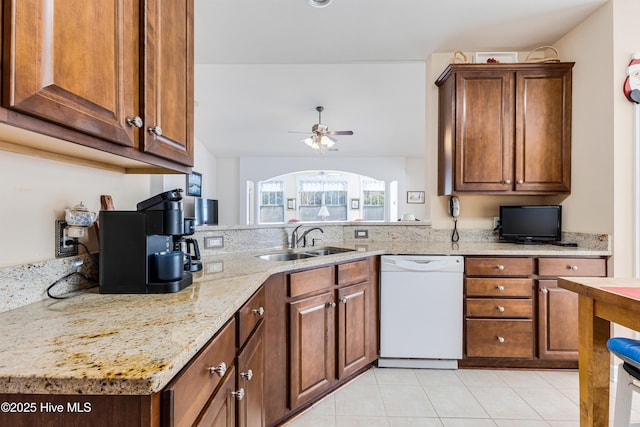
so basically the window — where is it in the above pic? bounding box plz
[259,181,284,223]
[298,179,347,221]
[362,180,385,221]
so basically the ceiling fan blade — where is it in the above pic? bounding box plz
[327,130,353,136]
[289,131,312,134]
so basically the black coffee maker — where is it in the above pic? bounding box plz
[99,189,193,293]
[173,217,202,272]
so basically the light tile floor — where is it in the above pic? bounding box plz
[283,367,640,427]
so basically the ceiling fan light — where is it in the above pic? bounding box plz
[320,135,335,148]
[307,0,333,8]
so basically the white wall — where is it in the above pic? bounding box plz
[0,137,217,268]
[0,150,149,267]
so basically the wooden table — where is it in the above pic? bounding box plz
[558,277,640,427]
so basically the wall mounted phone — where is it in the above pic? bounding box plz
[449,196,460,242]
[449,196,460,218]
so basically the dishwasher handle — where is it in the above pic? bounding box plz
[382,258,456,272]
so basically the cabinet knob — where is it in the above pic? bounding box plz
[497,265,505,271]
[240,369,253,381]
[327,302,336,308]
[340,297,348,304]
[497,285,505,291]
[252,307,265,316]
[209,362,227,377]
[497,336,505,343]
[540,288,549,294]
[126,116,143,128]
[497,306,505,312]
[504,179,511,184]
[517,179,524,184]
[148,125,163,136]
[232,388,245,401]
[569,265,578,271]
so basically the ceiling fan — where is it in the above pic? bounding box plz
[290,106,354,152]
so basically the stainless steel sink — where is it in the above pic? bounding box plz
[255,246,354,261]
[256,252,315,261]
[303,247,354,256]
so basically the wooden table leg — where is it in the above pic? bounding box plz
[578,294,611,426]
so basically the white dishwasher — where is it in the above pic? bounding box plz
[379,255,464,369]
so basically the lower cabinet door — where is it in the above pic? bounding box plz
[538,279,578,359]
[288,291,336,409]
[237,322,265,427]
[195,366,236,427]
[337,282,370,379]
[466,319,533,358]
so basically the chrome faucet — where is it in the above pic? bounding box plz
[290,225,324,248]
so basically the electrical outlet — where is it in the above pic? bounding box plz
[204,236,224,249]
[55,220,78,258]
[493,217,500,230]
[354,229,369,239]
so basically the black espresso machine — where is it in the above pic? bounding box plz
[99,189,193,293]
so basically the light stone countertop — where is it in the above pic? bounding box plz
[0,241,610,396]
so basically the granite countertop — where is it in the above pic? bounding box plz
[0,241,610,396]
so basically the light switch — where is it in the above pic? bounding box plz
[355,229,369,239]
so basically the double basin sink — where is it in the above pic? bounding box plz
[256,246,354,261]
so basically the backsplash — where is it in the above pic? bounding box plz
[0,222,610,314]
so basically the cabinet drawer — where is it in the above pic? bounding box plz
[466,278,533,297]
[465,257,533,276]
[163,318,236,427]
[237,286,265,348]
[466,298,532,318]
[538,258,606,277]
[289,266,333,298]
[466,319,533,358]
[337,259,369,286]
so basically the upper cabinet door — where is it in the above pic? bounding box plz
[454,70,514,192]
[515,68,572,193]
[141,0,194,166]
[3,0,138,148]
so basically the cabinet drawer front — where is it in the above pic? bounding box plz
[163,318,236,427]
[466,298,532,318]
[465,257,533,276]
[337,259,369,286]
[538,258,606,277]
[466,319,533,358]
[466,278,533,297]
[289,266,333,298]
[237,286,265,348]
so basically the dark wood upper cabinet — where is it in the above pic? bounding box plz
[3,0,139,148]
[436,63,573,195]
[1,0,194,173]
[141,0,194,166]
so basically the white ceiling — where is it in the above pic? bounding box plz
[193,0,607,158]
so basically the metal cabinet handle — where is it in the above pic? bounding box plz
[497,306,505,312]
[209,362,227,377]
[569,265,578,271]
[540,288,549,294]
[148,125,163,136]
[327,302,336,308]
[504,179,511,184]
[252,307,265,316]
[497,265,505,271]
[232,388,245,400]
[517,179,524,184]
[340,297,348,304]
[497,336,505,343]
[497,285,505,291]
[126,116,143,128]
[241,369,253,381]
